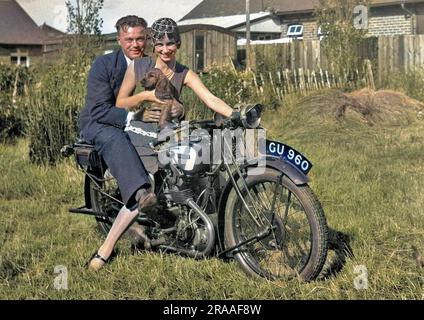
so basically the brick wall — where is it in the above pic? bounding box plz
[302,21,319,40]
[0,45,43,66]
[0,56,10,64]
[277,4,422,40]
[367,15,414,36]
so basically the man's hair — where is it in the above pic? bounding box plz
[115,15,147,33]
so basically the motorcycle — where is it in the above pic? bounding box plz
[62,104,328,281]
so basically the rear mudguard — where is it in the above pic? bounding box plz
[216,155,310,245]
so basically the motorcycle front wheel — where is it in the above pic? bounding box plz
[224,168,328,281]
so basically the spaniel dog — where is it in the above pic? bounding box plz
[140,68,183,130]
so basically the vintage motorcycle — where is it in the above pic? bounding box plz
[62,104,328,281]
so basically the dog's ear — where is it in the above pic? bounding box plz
[169,82,178,98]
[140,76,147,87]
[155,77,173,99]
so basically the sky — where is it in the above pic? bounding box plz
[17,0,203,33]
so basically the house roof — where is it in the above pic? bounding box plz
[0,0,45,45]
[180,0,424,20]
[40,23,66,37]
[180,0,268,20]
[178,12,271,29]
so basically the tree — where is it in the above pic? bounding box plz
[66,0,104,35]
[64,0,105,66]
[315,0,370,75]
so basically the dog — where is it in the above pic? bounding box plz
[140,68,183,130]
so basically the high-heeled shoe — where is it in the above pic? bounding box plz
[87,252,110,271]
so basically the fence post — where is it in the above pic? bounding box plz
[364,59,375,90]
[12,67,20,105]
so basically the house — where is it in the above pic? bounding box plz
[179,0,424,41]
[179,0,282,41]
[0,0,45,66]
[0,0,67,66]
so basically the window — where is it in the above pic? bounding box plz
[10,51,30,66]
[195,33,205,71]
[257,35,272,40]
[287,24,303,38]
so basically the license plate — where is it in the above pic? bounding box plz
[266,140,313,175]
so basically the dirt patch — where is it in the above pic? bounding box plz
[299,88,424,126]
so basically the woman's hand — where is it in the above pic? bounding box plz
[143,90,168,105]
[170,100,184,118]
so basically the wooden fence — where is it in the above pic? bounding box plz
[243,35,424,86]
[377,35,424,84]
[247,66,372,102]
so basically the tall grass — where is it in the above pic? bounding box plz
[381,67,424,103]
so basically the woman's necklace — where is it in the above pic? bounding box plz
[157,60,176,80]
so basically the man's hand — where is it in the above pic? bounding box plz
[142,108,162,122]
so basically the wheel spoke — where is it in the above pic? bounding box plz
[232,177,316,279]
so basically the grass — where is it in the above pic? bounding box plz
[1,92,424,299]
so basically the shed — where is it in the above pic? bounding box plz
[177,24,237,71]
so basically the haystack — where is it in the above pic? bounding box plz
[299,89,424,126]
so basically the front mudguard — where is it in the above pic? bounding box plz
[216,156,310,248]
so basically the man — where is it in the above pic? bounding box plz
[79,15,182,271]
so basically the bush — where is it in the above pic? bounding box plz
[0,65,33,143]
[26,61,89,165]
[182,66,260,120]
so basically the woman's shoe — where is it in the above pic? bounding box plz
[87,252,109,271]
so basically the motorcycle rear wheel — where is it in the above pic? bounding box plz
[224,168,328,281]
[88,171,121,235]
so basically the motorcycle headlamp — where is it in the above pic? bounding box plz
[241,103,263,129]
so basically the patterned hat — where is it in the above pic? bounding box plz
[150,18,181,46]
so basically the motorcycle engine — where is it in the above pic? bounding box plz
[176,208,209,250]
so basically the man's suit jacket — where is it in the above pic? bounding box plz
[79,49,129,142]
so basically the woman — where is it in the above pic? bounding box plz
[116,17,235,134]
